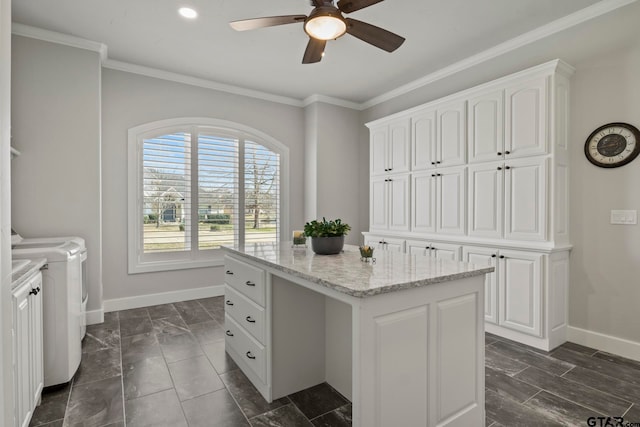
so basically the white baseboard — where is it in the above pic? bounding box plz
[85,308,105,326]
[103,285,224,313]
[567,325,640,362]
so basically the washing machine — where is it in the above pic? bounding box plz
[12,231,85,387]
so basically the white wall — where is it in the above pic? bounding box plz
[568,45,640,343]
[0,0,12,422]
[304,102,361,244]
[11,36,103,312]
[101,68,305,302]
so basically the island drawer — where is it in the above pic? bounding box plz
[224,314,266,383]
[224,285,266,344]
[224,255,266,306]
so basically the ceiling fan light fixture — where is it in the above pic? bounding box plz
[178,7,198,19]
[304,11,347,40]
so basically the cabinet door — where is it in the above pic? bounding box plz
[30,274,44,406]
[412,172,436,233]
[468,162,503,239]
[13,282,33,427]
[388,174,410,232]
[431,242,462,262]
[499,250,542,337]
[463,246,498,324]
[504,157,547,241]
[370,177,388,230]
[437,100,466,167]
[388,119,411,174]
[437,167,466,235]
[383,237,406,253]
[406,239,431,257]
[370,126,388,176]
[468,90,504,163]
[505,77,548,158]
[411,109,437,171]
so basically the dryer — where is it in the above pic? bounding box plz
[12,231,85,387]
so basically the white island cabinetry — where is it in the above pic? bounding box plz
[222,244,491,427]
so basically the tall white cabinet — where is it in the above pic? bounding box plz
[365,59,574,351]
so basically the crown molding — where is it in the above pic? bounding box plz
[12,23,108,61]
[360,0,637,109]
[103,59,303,107]
[302,94,361,110]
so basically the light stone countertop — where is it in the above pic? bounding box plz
[11,258,47,291]
[222,243,494,298]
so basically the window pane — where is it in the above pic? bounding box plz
[245,140,279,244]
[198,133,239,250]
[142,132,191,253]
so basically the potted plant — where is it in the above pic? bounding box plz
[304,218,351,255]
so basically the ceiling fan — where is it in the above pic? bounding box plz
[229,0,405,64]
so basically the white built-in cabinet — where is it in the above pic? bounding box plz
[366,59,574,351]
[12,271,44,427]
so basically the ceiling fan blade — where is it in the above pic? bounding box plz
[229,15,306,31]
[345,18,405,52]
[302,38,326,64]
[337,0,383,14]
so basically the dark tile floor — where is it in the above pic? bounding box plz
[29,298,640,426]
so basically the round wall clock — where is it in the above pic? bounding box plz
[584,122,640,168]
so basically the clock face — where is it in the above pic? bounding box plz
[584,122,640,168]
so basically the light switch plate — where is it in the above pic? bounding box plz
[610,210,637,225]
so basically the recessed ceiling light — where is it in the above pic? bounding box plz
[178,7,198,19]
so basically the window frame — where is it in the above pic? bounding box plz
[127,117,289,274]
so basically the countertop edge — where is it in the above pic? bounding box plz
[11,258,47,291]
[221,246,494,298]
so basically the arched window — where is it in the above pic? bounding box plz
[128,118,289,273]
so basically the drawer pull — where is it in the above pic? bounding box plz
[225,330,234,337]
[245,281,256,287]
[246,316,256,323]
[246,351,256,360]
[225,300,234,306]
[225,270,234,275]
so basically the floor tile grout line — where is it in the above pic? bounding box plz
[520,389,543,405]
[622,403,635,417]
[532,387,612,418]
[307,402,351,422]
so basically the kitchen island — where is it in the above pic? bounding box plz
[221,243,493,427]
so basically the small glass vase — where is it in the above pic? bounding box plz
[359,246,375,263]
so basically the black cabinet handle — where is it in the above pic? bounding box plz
[505,151,511,155]
[436,173,442,177]
[245,281,256,287]
[497,167,502,170]
[246,351,256,360]
[29,289,38,296]
[389,168,393,171]
[505,166,511,170]
[225,270,234,275]
[36,287,40,292]
[436,161,441,164]
[225,330,234,337]
[491,254,497,258]
[499,255,505,259]
[388,178,393,182]
[431,174,436,177]
[225,300,234,306]
[246,316,256,323]
[497,152,502,156]
[431,161,436,165]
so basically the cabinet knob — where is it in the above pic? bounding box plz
[436,161,441,164]
[246,316,256,323]
[246,351,256,360]
[245,281,256,287]
[505,151,511,155]
[225,330,234,337]
[437,173,442,177]
[225,270,234,275]
[431,174,436,177]
[505,166,511,170]
[388,178,393,182]
[431,161,436,165]
[491,254,497,258]
[225,300,234,306]
[497,152,502,156]
[384,168,388,171]
[497,167,502,170]
[29,289,38,296]
[389,168,393,171]
[378,241,383,244]
[499,255,505,259]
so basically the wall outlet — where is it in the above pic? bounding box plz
[610,210,637,225]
